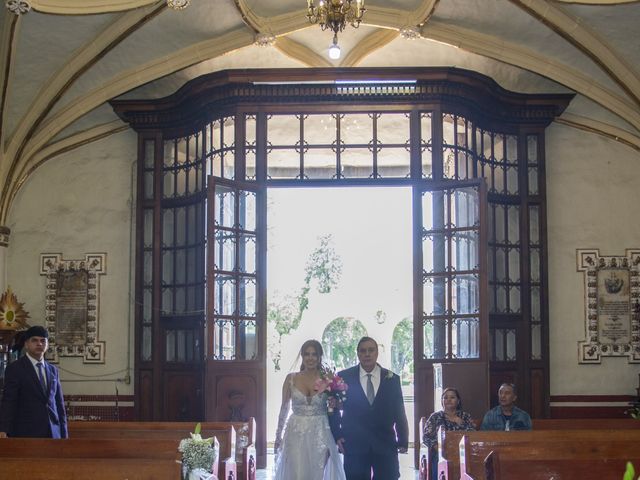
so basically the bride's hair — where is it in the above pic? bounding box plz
[298,339,328,373]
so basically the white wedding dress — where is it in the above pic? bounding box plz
[273,383,346,480]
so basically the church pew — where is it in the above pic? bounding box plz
[0,437,182,480]
[68,421,241,480]
[417,415,640,480]
[69,419,256,480]
[459,430,640,480]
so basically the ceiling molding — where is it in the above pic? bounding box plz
[2,120,128,223]
[28,0,159,14]
[422,20,640,133]
[556,112,640,152]
[274,37,332,68]
[511,0,640,107]
[340,29,399,67]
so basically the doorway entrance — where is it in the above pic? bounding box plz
[266,186,414,444]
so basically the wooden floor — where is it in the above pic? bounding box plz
[257,448,419,479]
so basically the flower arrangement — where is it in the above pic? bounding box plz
[314,370,348,414]
[178,423,218,476]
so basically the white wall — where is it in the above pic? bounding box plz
[6,130,137,395]
[546,123,640,395]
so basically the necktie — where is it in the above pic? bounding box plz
[36,362,47,393]
[366,373,375,405]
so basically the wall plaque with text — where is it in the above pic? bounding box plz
[577,249,640,364]
[40,253,106,363]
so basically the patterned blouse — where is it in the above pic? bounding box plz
[422,410,476,450]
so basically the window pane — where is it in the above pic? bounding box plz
[215,231,236,272]
[423,318,447,359]
[269,114,300,145]
[341,148,373,178]
[142,326,152,361]
[377,113,409,145]
[304,114,336,146]
[215,186,235,228]
[421,112,433,178]
[453,317,479,358]
[423,276,448,316]
[422,233,447,274]
[214,275,236,316]
[304,148,337,179]
[239,277,256,317]
[452,231,479,271]
[451,187,479,228]
[377,147,410,178]
[531,323,542,360]
[422,190,447,231]
[341,113,371,145]
[452,275,479,314]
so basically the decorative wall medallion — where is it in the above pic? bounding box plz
[5,0,31,15]
[577,249,640,364]
[39,253,107,363]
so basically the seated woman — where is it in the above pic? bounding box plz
[422,387,475,480]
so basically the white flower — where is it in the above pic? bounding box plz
[386,370,395,380]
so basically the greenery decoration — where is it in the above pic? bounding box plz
[623,462,639,480]
[268,235,342,370]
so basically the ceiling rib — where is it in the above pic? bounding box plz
[423,20,640,133]
[511,0,640,107]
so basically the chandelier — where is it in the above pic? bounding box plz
[306,0,366,59]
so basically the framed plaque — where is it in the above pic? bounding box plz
[40,253,106,363]
[577,249,640,363]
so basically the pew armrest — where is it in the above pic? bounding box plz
[242,443,257,480]
[484,450,499,480]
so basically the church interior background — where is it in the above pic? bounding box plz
[0,0,639,472]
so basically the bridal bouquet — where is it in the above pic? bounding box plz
[314,371,348,415]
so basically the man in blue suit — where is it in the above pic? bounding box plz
[330,336,408,480]
[0,325,68,438]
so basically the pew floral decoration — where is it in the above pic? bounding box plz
[314,370,348,415]
[623,462,639,480]
[178,423,218,478]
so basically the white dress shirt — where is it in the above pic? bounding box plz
[359,364,381,397]
[26,353,47,389]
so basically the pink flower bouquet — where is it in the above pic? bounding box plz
[314,371,348,415]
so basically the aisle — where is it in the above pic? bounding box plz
[256,448,419,479]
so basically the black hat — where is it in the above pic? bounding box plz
[24,325,48,340]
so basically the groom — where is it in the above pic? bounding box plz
[330,336,409,479]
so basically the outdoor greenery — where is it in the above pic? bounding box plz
[268,235,342,370]
[391,317,413,383]
[322,317,368,370]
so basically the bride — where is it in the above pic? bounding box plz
[273,339,346,480]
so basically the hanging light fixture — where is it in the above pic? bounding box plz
[306,0,366,59]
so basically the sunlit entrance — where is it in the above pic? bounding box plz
[266,186,414,444]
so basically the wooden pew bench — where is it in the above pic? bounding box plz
[0,437,182,480]
[417,415,640,480]
[460,430,640,480]
[69,419,256,480]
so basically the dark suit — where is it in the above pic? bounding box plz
[0,355,68,438]
[330,365,409,480]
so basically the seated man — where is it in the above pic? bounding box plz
[480,383,531,431]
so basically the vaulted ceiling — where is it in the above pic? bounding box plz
[0,0,638,222]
